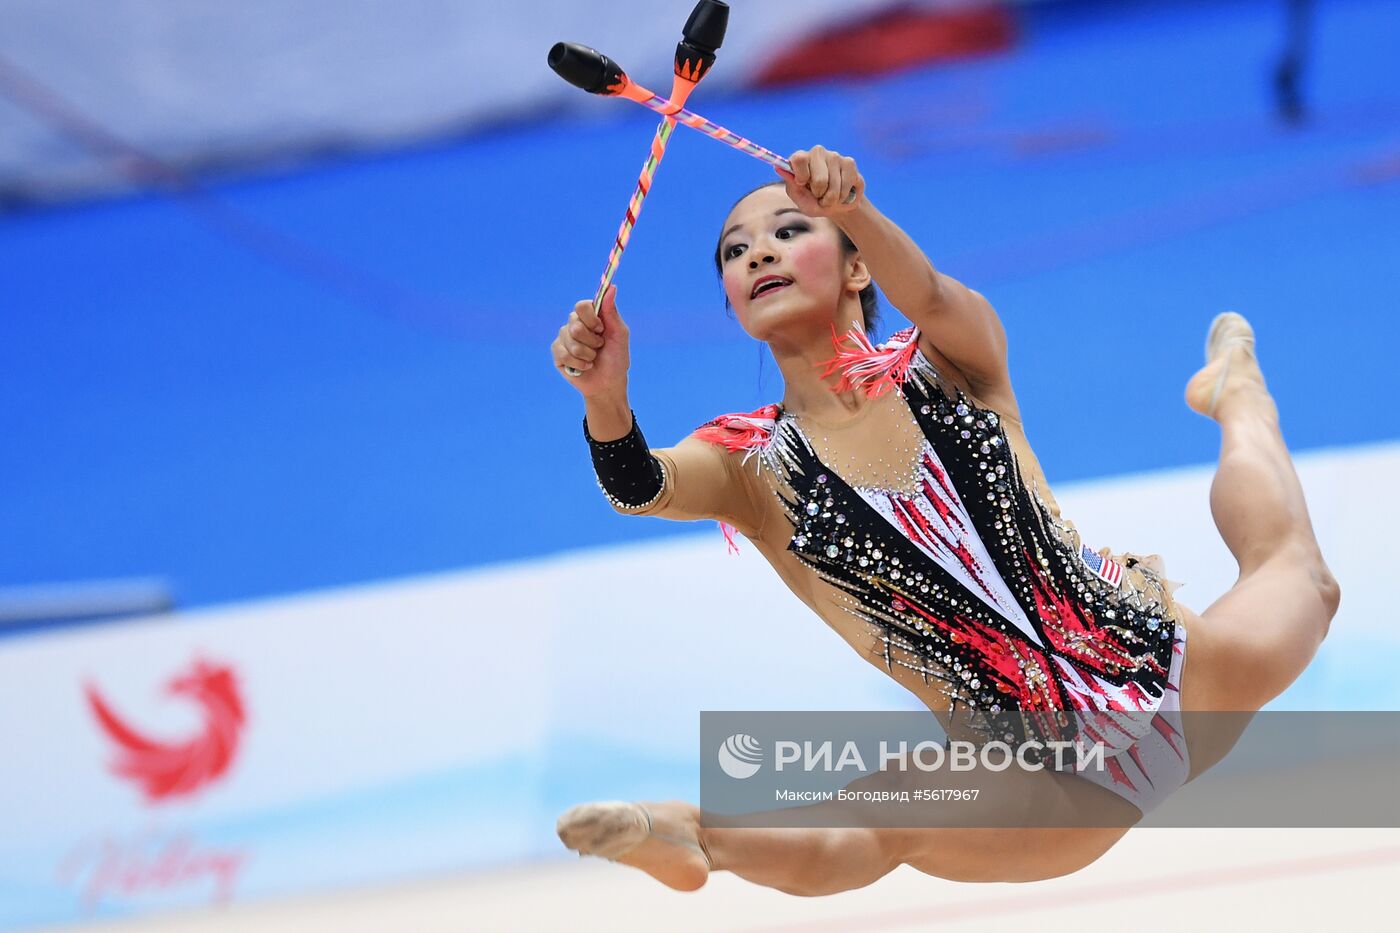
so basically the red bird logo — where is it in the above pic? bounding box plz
[85,658,246,803]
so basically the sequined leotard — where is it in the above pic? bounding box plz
[598,325,1190,814]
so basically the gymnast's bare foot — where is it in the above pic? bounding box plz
[1185,311,1274,420]
[557,800,711,891]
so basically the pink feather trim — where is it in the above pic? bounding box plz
[691,403,780,452]
[718,520,741,555]
[817,323,921,398]
[692,404,780,556]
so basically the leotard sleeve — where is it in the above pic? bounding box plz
[584,411,764,537]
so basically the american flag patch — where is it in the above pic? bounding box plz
[1080,545,1123,587]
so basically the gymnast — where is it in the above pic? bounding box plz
[548,145,1340,893]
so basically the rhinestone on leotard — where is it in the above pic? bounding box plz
[747,326,1180,735]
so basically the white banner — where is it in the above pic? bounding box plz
[0,0,999,201]
[0,533,907,928]
[1,440,1391,928]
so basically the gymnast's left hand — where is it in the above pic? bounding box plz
[776,145,865,216]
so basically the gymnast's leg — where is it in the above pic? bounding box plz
[557,797,896,894]
[1183,312,1342,713]
[559,760,1130,893]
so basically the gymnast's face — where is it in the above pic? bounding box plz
[716,185,857,338]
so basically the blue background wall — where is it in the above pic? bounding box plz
[2,0,1397,609]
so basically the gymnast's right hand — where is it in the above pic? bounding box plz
[552,283,630,395]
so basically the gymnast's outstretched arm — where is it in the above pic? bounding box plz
[778,146,1014,404]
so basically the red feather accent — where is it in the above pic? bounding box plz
[817,323,920,398]
[718,520,741,556]
[691,403,780,453]
[693,405,779,558]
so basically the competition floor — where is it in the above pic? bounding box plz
[53,829,1400,930]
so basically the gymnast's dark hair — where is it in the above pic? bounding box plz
[713,180,880,338]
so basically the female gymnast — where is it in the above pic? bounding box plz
[548,146,1341,894]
